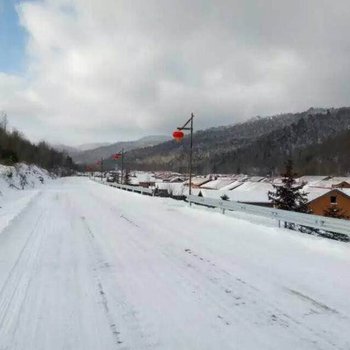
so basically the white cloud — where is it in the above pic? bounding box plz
[1,0,350,145]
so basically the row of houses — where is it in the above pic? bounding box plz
[112,171,350,219]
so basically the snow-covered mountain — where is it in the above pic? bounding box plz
[71,135,171,164]
[76,142,112,151]
[120,107,350,175]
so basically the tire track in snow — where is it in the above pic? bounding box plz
[0,208,46,347]
[62,189,159,349]
[77,211,159,350]
[80,215,124,348]
[179,247,348,350]
[286,289,339,314]
[120,215,140,228]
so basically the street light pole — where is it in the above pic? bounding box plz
[188,114,194,196]
[121,148,124,184]
[100,157,103,181]
[176,113,194,196]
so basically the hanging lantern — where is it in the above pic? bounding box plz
[172,130,184,142]
[112,153,122,160]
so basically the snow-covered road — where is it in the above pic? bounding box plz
[0,177,349,350]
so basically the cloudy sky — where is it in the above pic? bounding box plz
[0,0,350,145]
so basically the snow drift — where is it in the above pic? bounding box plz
[0,163,53,232]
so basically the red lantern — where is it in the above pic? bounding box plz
[173,130,184,142]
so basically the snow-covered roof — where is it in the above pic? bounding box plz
[220,180,244,191]
[246,176,266,182]
[201,178,237,190]
[233,174,249,182]
[169,176,187,183]
[129,177,139,185]
[155,182,172,190]
[154,172,182,180]
[340,188,350,197]
[296,176,329,186]
[228,182,273,203]
[304,186,350,202]
[198,181,273,203]
[309,177,350,189]
[132,172,157,185]
[183,176,211,186]
[154,182,199,196]
[303,186,334,202]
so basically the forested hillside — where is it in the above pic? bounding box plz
[210,108,350,175]
[0,115,76,173]
[295,128,350,175]
[104,107,350,175]
[71,135,171,164]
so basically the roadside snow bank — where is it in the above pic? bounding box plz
[0,163,53,233]
[0,163,52,191]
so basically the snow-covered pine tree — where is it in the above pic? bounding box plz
[268,159,309,213]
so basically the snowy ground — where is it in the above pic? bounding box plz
[0,164,52,233]
[0,177,349,350]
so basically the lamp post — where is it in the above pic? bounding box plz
[173,113,194,196]
[96,158,104,181]
[112,149,124,184]
[121,148,124,184]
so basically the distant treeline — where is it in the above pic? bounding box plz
[0,114,76,174]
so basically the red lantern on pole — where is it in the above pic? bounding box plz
[172,130,184,142]
[172,113,194,195]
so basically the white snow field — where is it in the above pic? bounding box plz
[0,177,349,350]
[0,164,52,233]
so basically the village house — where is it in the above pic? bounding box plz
[307,188,350,218]
[197,181,273,207]
[184,176,211,188]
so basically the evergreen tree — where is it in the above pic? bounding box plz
[0,148,18,165]
[221,194,229,201]
[268,159,309,213]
